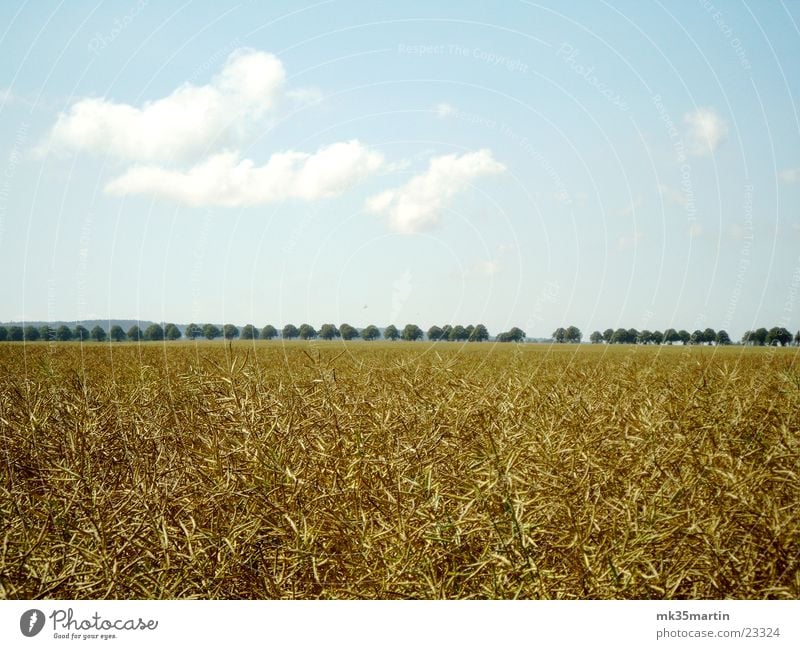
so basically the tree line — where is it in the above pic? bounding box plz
[564,326,798,346]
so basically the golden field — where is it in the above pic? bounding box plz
[1,341,798,599]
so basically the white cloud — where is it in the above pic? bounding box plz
[617,232,643,250]
[46,48,287,162]
[434,102,455,118]
[105,140,384,206]
[779,168,800,184]
[684,107,727,156]
[657,183,688,208]
[365,149,505,233]
[462,259,499,278]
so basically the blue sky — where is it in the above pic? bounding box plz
[1,0,799,339]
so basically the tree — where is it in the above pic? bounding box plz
[678,330,691,345]
[469,324,489,342]
[752,328,768,346]
[702,328,717,345]
[109,325,126,342]
[54,325,72,341]
[637,330,652,345]
[384,325,399,341]
[497,327,525,342]
[39,325,54,341]
[144,324,164,341]
[73,325,90,341]
[427,325,443,341]
[715,330,731,345]
[165,323,182,340]
[795,330,800,346]
[361,325,380,341]
[90,325,106,342]
[766,326,792,347]
[401,324,423,341]
[185,323,202,340]
[440,325,453,341]
[565,326,582,343]
[203,324,221,340]
[449,325,467,341]
[610,328,628,344]
[298,324,317,340]
[127,325,142,341]
[261,325,278,340]
[652,330,664,345]
[627,328,639,344]
[23,325,41,341]
[602,328,614,344]
[552,327,567,343]
[589,331,603,344]
[0,326,7,341]
[664,328,679,345]
[223,324,239,340]
[318,324,340,340]
[8,326,23,341]
[282,324,299,340]
[239,324,258,340]
[689,330,703,345]
[340,324,358,340]
[465,325,475,341]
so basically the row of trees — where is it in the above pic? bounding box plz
[576,326,799,347]
[0,323,180,342]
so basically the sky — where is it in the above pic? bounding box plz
[1,0,799,339]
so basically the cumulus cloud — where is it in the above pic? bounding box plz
[434,102,455,118]
[684,107,727,156]
[779,168,800,184]
[46,48,286,162]
[105,140,384,206]
[365,149,505,233]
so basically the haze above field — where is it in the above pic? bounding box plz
[1,1,799,340]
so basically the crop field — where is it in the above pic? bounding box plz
[1,341,798,599]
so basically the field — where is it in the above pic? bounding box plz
[1,341,798,599]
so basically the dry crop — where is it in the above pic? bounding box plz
[1,342,798,599]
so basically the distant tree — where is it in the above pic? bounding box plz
[469,324,489,342]
[23,325,41,341]
[664,328,679,345]
[340,324,358,340]
[281,324,299,340]
[637,330,652,345]
[361,325,380,341]
[610,328,628,344]
[427,325,443,341]
[109,325,126,342]
[39,325,54,341]
[261,325,278,340]
[652,330,664,345]
[0,326,7,341]
[678,330,691,345]
[689,330,703,345]
[298,324,317,340]
[54,325,72,341]
[383,325,399,341]
[552,327,567,343]
[164,323,182,340]
[715,330,731,345]
[223,324,239,340]
[8,326,23,341]
[240,324,258,340]
[627,329,639,345]
[440,325,453,341]
[752,328,768,346]
[401,324,423,341]
[602,328,614,344]
[497,327,525,342]
[465,325,475,341]
[318,324,340,340]
[203,324,221,340]
[766,326,792,347]
[144,324,164,341]
[702,328,717,345]
[73,325,90,342]
[90,325,106,342]
[185,323,202,340]
[127,325,142,341]
[795,330,800,346]
[589,331,603,344]
[565,326,582,343]
[449,325,468,341]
